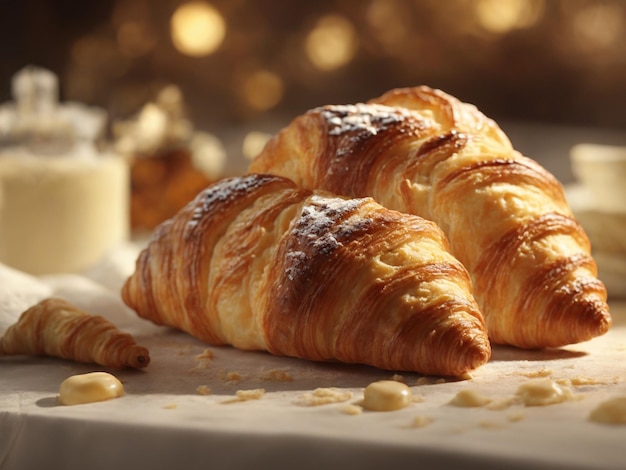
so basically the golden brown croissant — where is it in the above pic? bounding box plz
[0,297,150,368]
[122,173,490,376]
[249,86,611,349]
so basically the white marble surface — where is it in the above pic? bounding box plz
[1,244,626,470]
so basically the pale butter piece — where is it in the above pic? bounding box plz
[589,397,626,424]
[362,380,412,412]
[515,378,575,406]
[449,389,492,408]
[58,372,125,406]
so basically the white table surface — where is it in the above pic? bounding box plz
[1,244,626,470]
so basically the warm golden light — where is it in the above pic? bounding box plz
[305,15,358,71]
[242,131,271,160]
[117,21,155,58]
[170,2,226,57]
[474,0,544,34]
[572,3,624,51]
[241,70,284,111]
[366,0,409,49]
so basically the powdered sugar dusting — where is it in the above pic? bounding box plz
[187,174,277,228]
[319,103,414,137]
[284,195,373,282]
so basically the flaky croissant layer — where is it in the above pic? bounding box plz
[122,173,490,376]
[249,86,611,348]
[0,297,150,368]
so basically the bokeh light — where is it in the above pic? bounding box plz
[240,69,284,111]
[474,0,544,34]
[305,15,358,71]
[571,3,624,51]
[242,131,271,160]
[170,2,226,57]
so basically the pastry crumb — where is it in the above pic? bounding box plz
[236,388,265,400]
[519,368,552,378]
[410,415,433,428]
[163,403,178,410]
[220,370,245,383]
[412,394,425,403]
[196,385,212,395]
[390,374,406,383]
[416,376,446,386]
[507,411,526,422]
[195,348,214,360]
[221,388,266,404]
[340,404,363,415]
[567,376,617,387]
[298,388,353,406]
[260,369,294,382]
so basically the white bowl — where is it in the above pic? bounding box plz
[570,143,626,213]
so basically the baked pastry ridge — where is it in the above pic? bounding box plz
[249,86,611,348]
[0,297,150,368]
[122,173,490,376]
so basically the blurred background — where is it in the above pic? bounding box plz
[1,0,625,181]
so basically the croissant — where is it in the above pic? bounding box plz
[249,86,611,349]
[0,297,150,368]
[122,173,490,376]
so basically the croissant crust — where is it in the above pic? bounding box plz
[0,297,150,368]
[249,86,611,348]
[122,173,490,376]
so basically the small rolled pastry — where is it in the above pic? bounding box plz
[0,297,150,369]
[122,173,490,376]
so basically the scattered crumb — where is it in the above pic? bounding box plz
[196,385,212,396]
[236,389,265,400]
[260,369,294,382]
[220,371,245,383]
[567,376,618,387]
[391,374,406,383]
[507,411,526,422]
[449,389,492,408]
[298,388,353,406]
[163,403,178,410]
[195,348,214,361]
[410,415,433,428]
[412,394,425,403]
[519,368,552,378]
[459,372,473,381]
[189,349,215,372]
[221,389,266,404]
[340,404,363,415]
[416,376,446,386]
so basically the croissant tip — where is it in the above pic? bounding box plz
[460,342,491,376]
[588,308,612,339]
[125,346,151,369]
[570,297,612,344]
